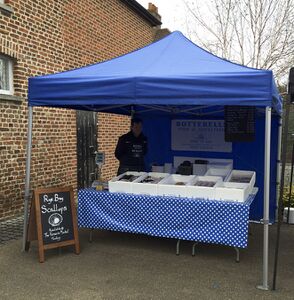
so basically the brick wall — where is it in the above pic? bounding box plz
[0,0,156,220]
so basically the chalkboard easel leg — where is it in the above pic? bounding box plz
[38,248,45,263]
[74,242,80,255]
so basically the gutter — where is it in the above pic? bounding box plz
[120,0,162,26]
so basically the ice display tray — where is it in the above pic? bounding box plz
[109,171,146,194]
[205,168,231,181]
[226,170,256,192]
[132,172,169,196]
[186,176,223,200]
[215,182,250,202]
[157,174,195,197]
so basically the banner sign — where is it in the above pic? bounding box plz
[171,119,232,152]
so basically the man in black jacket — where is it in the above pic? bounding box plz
[115,117,148,175]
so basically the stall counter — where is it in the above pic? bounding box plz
[78,189,257,249]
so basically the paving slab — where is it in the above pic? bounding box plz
[0,223,294,299]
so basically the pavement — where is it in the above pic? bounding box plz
[0,223,294,300]
[0,216,23,245]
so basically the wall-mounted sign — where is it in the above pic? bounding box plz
[224,106,255,142]
[171,119,232,153]
[95,151,105,167]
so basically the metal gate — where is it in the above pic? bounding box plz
[76,110,97,189]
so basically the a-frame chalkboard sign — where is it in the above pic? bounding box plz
[25,187,80,262]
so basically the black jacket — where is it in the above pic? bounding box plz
[115,131,147,168]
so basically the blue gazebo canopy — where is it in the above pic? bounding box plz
[28,31,282,114]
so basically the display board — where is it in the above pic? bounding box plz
[224,106,255,142]
[171,119,232,152]
[39,190,74,244]
[26,187,80,263]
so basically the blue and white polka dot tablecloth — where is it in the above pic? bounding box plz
[78,189,255,248]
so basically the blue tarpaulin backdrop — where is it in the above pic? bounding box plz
[28,31,282,222]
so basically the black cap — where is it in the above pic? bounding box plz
[131,117,142,126]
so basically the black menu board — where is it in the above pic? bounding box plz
[225,106,255,142]
[26,187,80,263]
[38,191,74,244]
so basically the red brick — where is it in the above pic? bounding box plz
[0,0,158,219]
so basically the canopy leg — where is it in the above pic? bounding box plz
[22,106,33,252]
[257,106,271,290]
[176,239,180,255]
[192,242,198,256]
[89,229,93,243]
[234,247,240,263]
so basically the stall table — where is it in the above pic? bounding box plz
[78,188,257,257]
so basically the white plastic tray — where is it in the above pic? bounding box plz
[226,170,256,192]
[157,174,195,197]
[205,168,231,181]
[186,176,223,200]
[108,171,146,194]
[132,172,169,196]
[215,182,250,202]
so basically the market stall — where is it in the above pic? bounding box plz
[25,31,282,290]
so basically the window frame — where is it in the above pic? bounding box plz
[0,54,14,95]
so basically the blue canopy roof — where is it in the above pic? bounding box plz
[28,31,282,114]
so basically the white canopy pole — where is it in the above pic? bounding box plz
[257,106,271,290]
[22,106,33,251]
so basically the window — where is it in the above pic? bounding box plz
[0,55,13,95]
[0,0,13,14]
